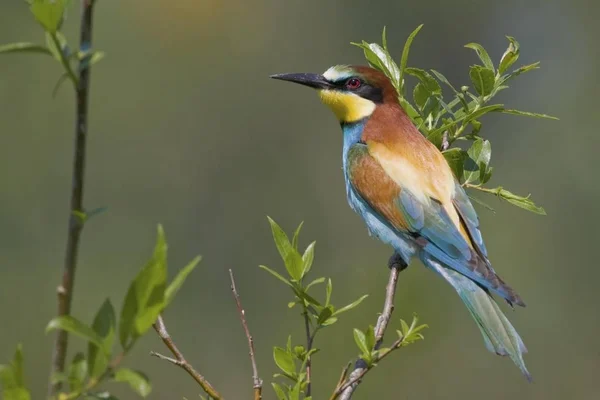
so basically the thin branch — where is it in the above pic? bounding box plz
[303,310,314,397]
[152,315,224,400]
[335,255,406,400]
[49,0,96,395]
[229,269,263,400]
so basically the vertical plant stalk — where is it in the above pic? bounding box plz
[303,311,314,397]
[48,0,96,395]
[229,270,263,400]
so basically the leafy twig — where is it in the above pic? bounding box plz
[49,0,96,395]
[331,336,404,400]
[62,350,127,400]
[229,269,263,400]
[151,315,224,400]
[336,262,404,400]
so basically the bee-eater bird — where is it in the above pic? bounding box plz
[271,65,530,380]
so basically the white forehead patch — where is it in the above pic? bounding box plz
[323,65,354,82]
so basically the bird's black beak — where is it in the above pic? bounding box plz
[270,73,334,90]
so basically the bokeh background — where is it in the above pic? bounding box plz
[1,0,599,398]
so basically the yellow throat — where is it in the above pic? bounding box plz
[318,90,376,123]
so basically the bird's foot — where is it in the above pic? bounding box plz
[387,252,408,271]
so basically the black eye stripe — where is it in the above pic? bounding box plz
[330,77,383,104]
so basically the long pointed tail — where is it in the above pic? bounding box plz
[422,253,531,381]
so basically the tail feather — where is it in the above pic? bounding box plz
[422,253,531,382]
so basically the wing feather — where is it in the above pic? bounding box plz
[347,142,524,306]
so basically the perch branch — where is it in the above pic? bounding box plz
[333,254,407,400]
[49,0,97,395]
[229,269,263,400]
[152,315,224,400]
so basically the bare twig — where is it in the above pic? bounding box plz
[441,130,450,151]
[330,362,352,396]
[229,269,263,400]
[152,315,224,400]
[49,0,97,395]
[335,256,406,400]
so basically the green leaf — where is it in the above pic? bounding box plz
[119,225,168,347]
[46,316,104,350]
[333,294,368,316]
[465,104,505,123]
[113,368,152,397]
[68,352,87,392]
[442,148,467,181]
[289,381,301,400]
[317,306,334,325]
[88,299,116,378]
[89,51,105,65]
[365,325,375,350]
[0,42,51,56]
[365,42,400,87]
[399,24,424,93]
[325,278,332,306]
[0,345,29,399]
[284,250,304,281]
[499,109,558,120]
[301,241,315,275]
[30,0,68,33]
[273,347,296,378]
[498,36,520,75]
[272,383,288,400]
[302,242,316,276]
[469,66,495,96]
[405,67,441,95]
[497,188,546,215]
[465,43,495,72]
[505,62,540,82]
[259,265,292,287]
[464,139,491,184]
[293,345,306,360]
[268,216,294,262]
[291,221,304,250]
[412,83,429,110]
[353,328,369,356]
[400,319,410,336]
[164,255,201,307]
[305,277,325,291]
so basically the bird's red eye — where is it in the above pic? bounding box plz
[345,78,362,90]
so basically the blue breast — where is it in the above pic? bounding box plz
[340,121,417,262]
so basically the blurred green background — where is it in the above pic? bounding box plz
[1,0,599,398]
